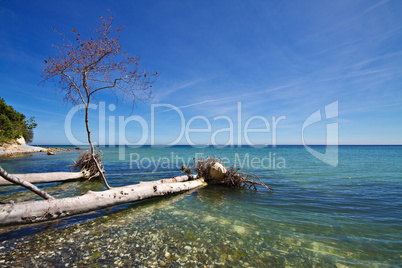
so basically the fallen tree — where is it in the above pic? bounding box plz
[0,175,205,227]
[0,154,272,227]
[0,170,90,186]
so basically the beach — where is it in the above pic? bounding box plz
[0,144,46,158]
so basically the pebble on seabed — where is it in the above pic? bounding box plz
[0,199,332,268]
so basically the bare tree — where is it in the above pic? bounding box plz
[41,12,157,189]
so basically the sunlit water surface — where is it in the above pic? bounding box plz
[0,145,401,267]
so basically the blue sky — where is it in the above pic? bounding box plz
[0,0,401,145]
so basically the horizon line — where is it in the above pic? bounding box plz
[31,144,402,146]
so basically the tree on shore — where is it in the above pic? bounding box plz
[0,98,37,143]
[41,12,157,189]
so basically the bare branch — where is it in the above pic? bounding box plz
[89,77,123,96]
[61,72,86,105]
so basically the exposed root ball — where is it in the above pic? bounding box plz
[193,156,274,191]
[71,151,104,179]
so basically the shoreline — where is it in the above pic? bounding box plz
[0,144,78,158]
[0,144,47,158]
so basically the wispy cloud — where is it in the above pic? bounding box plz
[342,102,402,115]
[12,105,66,117]
[159,95,237,113]
[152,76,217,103]
[2,0,401,144]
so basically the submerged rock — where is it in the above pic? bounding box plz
[165,251,171,259]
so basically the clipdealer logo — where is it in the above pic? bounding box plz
[64,101,339,167]
[302,101,339,167]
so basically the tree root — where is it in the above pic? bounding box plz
[193,156,274,192]
[71,151,104,179]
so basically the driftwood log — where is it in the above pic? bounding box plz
[0,171,90,186]
[0,175,205,226]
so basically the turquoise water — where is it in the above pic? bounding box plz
[0,145,401,267]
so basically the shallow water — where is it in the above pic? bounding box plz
[0,145,401,267]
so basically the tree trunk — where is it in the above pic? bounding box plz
[0,175,205,226]
[84,98,111,189]
[139,174,197,185]
[0,166,54,200]
[0,171,90,186]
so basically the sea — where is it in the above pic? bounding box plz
[0,145,401,267]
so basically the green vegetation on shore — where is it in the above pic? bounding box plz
[0,98,37,143]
